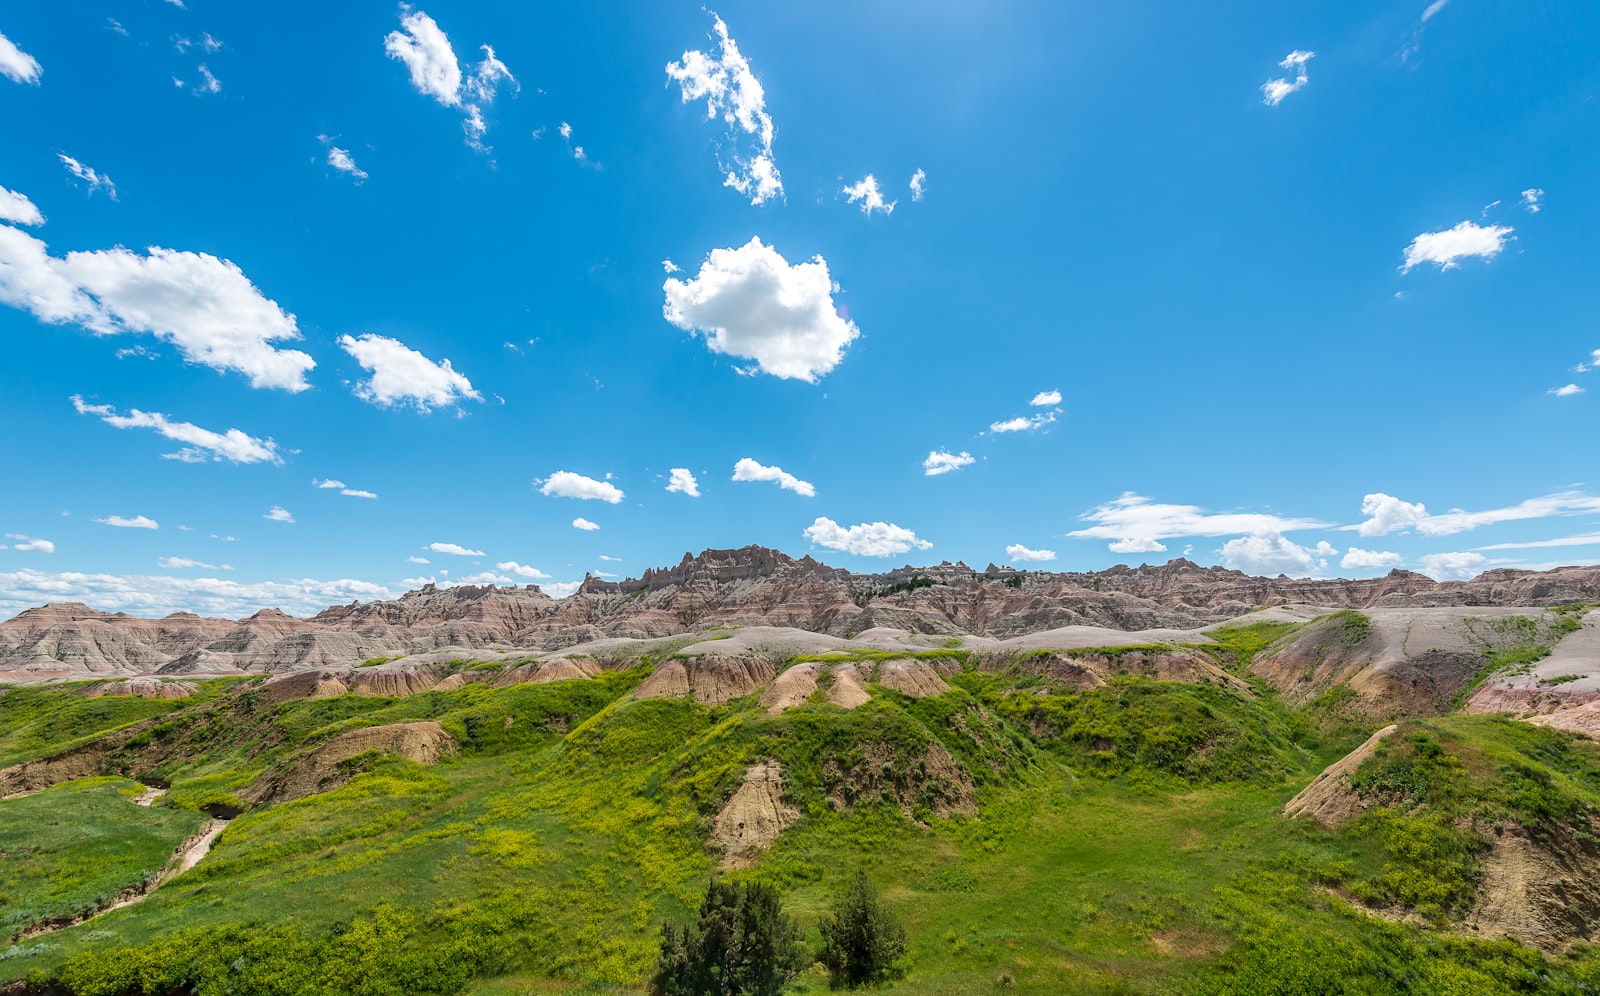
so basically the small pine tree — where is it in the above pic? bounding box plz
[651,879,808,996]
[816,870,907,988]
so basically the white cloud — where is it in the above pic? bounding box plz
[541,580,582,599]
[312,478,345,489]
[803,517,931,558]
[1355,493,1429,536]
[662,259,680,274]
[1550,384,1583,397]
[909,168,926,202]
[429,542,484,557]
[95,515,158,530]
[1418,551,1488,581]
[4,534,53,553]
[496,561,550,579]
[666,467,701,497]
[1314,541,1339,557]
[0,568,395,619]
[341,489,378,499]
[1421,0,1451,21]
[0,30,41,85]
[842,174,895,217]
[1031,390,1062,407]
[339,333,480,412]
[1521,188,1544,214]
[194,64,221,94]
[264,506,294,524]
[1071,493,1328,552]
[1576,348,1600,374]
[539,471,624,503]
[385,11,516,151]
[159,556,230,570]
[1006,544,1055,562]
[1222,532,1318,576]
[1401,220,1514,273]
[599,554,621,562]
[202,33,221,53]
[1353,490,1600,537]
[732,457,814,497]
[0,184,43,226]
[1341,547,1405,570]
[1476,533,1600,551]
[666,14,781,205]
[58,155,116,199]
[1261,50,1314,106]
[407,555,430,564]
[328,147,368,181]
[572,518,600,531]
[0,227,316,391]
[663,237,858,382]
[923,449,974,476]
[990,410,1057,433]
[71,396,282,464]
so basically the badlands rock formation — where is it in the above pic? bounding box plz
[4,546,1598,681]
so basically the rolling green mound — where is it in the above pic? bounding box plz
[4,619,1600,994]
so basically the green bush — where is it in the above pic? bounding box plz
[816,870,906,989]
[651,879,807,996]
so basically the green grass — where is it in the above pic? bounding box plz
[0,681,241,768]
[6,652,1600,994]
[0,777,205,939]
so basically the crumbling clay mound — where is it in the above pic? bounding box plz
[1466,822,1600,951]
[1281,725,1398,828]
[493,657,599,688]
[870,658,954,698]
[84,678,195,700]
[709,761,799,866]
[758,662,871,714]
[822,739,976,819]
[242,721,458,804]
[632,655,777,705]
[259,670,353,702]
[0,745,106,798]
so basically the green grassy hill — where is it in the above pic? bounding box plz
[4,617,1600,994]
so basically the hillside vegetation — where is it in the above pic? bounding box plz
[3,612,1600,994]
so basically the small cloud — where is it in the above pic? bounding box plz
[1262,50,1314,107]
[339,333,480,412]
[803,517,931,557]
[1314,541,1340,557]
[5,533,54,553]
[496,560,550,579]
[159,556,230,570]
[923,449,975,477]
[842,174,895,216]
[1006,544,1055,563]
[1550,384,1584,397]
[407,555,430,564]
[341,489,378,499]
[572,517,601,531]
[195,64,221,94]
[1521,188,1545,214]
[0,29,43,85]
[666,13,782,205]
[599,554,622,562]
[201,33,222,53]
[106,18,129,37]
[94,515,159,529]
[1401,220,1514,273]
[73,397,282,464]
[541,580,582,599]
[1222,531,1318,577]
[1029,389,1062,407]
[732,458,814,496]
[312,478,345,489]
[539,471,624,503]
[909,168,926,202]
[327,147,368,182]
[666,467,701,497]
[264,506,294,523]
[59,154,117,199]
[989,410,1058,433]
[1418,551,1487,581]
[1421,0,1451,21]
[429,541,485,556]
[1342,547,1404,570]
[662,259,680,274]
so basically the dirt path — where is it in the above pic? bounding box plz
[9,786,227,943]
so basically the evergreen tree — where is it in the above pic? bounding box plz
[817,870,907,988]
[652,879,808,996]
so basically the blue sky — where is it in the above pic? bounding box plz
[1,0,1598,618]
